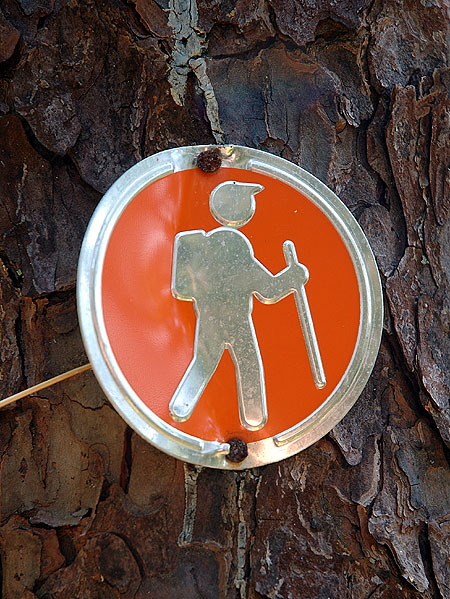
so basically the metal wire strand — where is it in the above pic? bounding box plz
[0,363,93,409]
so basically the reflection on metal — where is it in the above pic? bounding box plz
[170,180,324,430]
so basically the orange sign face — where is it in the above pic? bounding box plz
[78,146,382,468]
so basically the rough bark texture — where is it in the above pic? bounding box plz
[0,0,449,597]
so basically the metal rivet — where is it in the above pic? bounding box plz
[226,438,248,463]
[196,148,222,173]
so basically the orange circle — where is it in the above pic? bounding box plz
[102,168,360,443]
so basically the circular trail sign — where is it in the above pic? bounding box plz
[77,146,383,469]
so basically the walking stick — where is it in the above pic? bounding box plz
[283,240,326,389]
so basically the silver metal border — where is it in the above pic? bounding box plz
[77,145,383,469]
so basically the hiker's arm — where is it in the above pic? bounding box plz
[252,259,309,304]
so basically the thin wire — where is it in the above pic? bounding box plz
[0,363,93,409]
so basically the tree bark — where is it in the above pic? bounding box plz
[0,0,449,597]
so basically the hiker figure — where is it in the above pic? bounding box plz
[170,181,324,431]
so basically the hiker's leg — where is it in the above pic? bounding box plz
[169,322,223,422]
[230,320,267,431]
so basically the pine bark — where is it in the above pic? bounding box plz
[0,0,449,597]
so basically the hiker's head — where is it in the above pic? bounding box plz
[209,181,264,228]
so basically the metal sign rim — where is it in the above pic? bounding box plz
[77,145,383,469]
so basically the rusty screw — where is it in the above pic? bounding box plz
[196,148,222,173]
[226,438,248,463]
